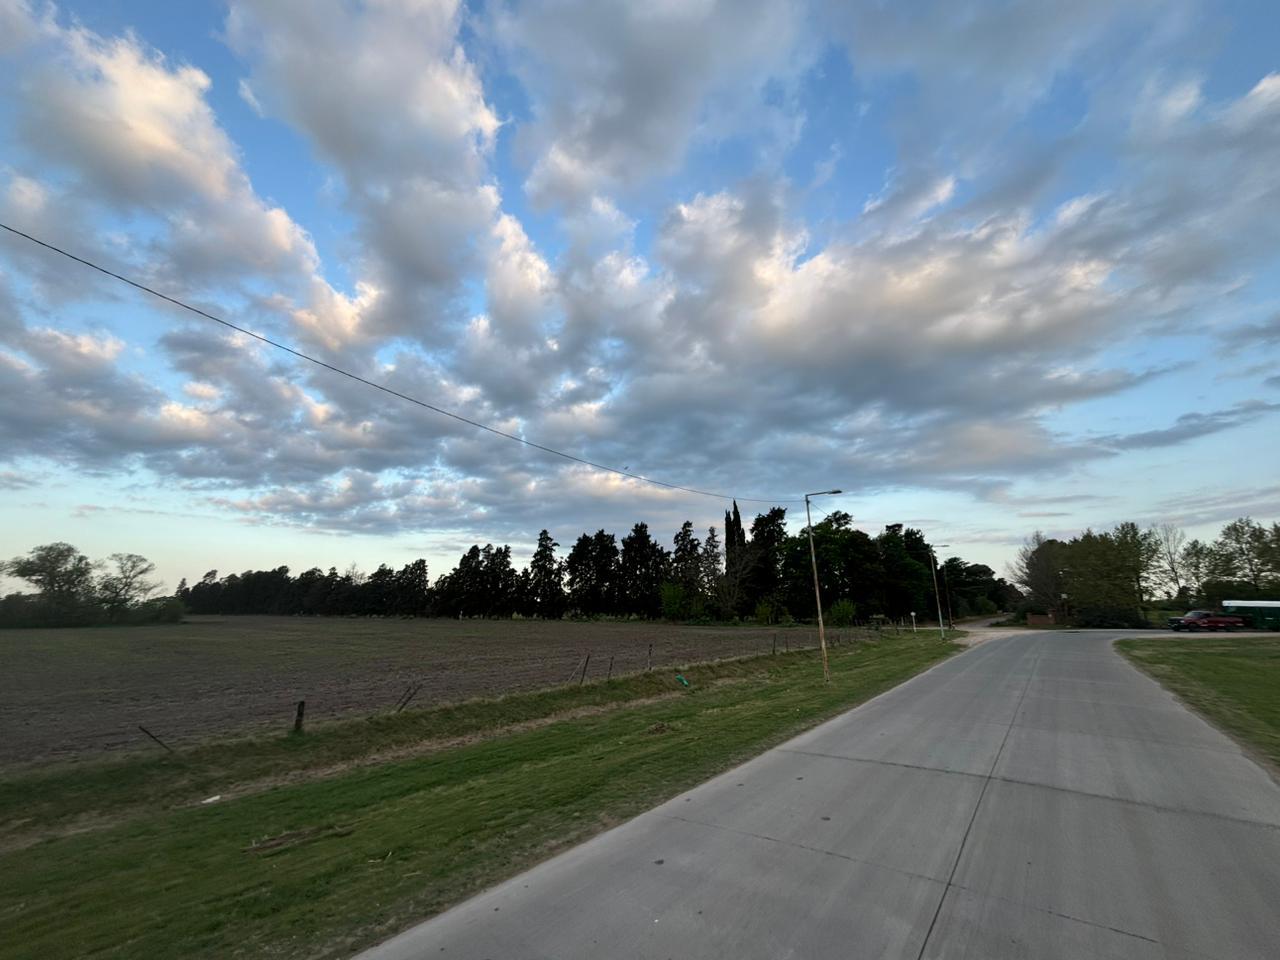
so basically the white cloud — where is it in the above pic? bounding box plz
[1,0,1278,552]
[493,0,813,206]
[0,0,40,56]
[227,0,502,344]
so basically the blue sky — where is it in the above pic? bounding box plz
[2,0,1279,591]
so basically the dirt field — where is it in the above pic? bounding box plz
[0,616,828,767]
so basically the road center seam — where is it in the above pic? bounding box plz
[913,635,1046,960]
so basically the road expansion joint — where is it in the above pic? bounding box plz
[776,747,990,781]
[914,637,1048,960]
[768,746,1280,832]
[652,811,949,887]
[984,772,1280,831]
[838,706,1022,727]
[934,883,1233,960]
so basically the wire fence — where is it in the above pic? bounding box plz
[2,617,943,763]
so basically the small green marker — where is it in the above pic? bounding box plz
[675,673,690,688]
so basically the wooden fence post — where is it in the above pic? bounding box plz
[579,652,591,685]
[293,700,306,734]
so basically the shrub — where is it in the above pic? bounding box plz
[1072,605,1147,629]
[148,597,186,624]
[753,601,776,625]
[660,582,687,620]
[828,598,856,627]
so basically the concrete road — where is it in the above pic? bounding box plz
[356,632,1280,960]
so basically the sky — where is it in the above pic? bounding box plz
[1,0,1279,592]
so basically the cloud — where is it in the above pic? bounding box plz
[0,0,39,56]
[492,0,813,206]
[1103,401,1280,449]
[1219,312,1280,349]
[0,468,37,490]
[1,0,1279,553]
[1146,484,1280,528]
[226,0,501,345]
[986,491,1117,507]
[817,0,1168,148]
[14,20,319,287]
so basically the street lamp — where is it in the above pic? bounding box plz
[935,544,954,629]
[928,543,950,641]
[805,489,842,683]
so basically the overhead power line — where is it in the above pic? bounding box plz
[1,221,804,504]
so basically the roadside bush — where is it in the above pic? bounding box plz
[0,593,185,628]
[828,599,857,627]
[660,582,687,620]
[138,597,186,624]
[0,593,101,628]
[753,601,776,625]
[1016,596,1049,617]
[1071,605,1147,629]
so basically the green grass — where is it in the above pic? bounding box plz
[0,631,959,960]
[1117,635,1280,771]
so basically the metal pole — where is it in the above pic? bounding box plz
[940,562,954,629]
[806,495,831,683]
[929,548,946,640]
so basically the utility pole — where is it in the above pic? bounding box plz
[805,489,842,683]
[937,545,954,628]
[928,544,949,641]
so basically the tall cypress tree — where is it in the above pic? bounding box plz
[724,501,747,574]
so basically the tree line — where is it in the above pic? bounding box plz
[1011,517,1280,627]
[172,505,1016,624]
[0,503,985,628]
[11,512,1275,631]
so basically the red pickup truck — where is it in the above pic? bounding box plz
[1167,610,1246,631]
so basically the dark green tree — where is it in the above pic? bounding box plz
[1212,518,1269,590]
[4,542,96,606]
[620,523,669,618]
[671,521,702,596]
[527,530,565,618]
[1010,531,1068,615]
[565,530,620,616]
[723,502,746,582]
[481,545,518,617]
[700,526,722,597]
[393,559,430,616]
[877,524,930,620]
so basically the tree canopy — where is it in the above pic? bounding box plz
[19,512,1274,630]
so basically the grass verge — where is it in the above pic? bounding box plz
[1,630,959,960]
[1116,635,1280,771]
